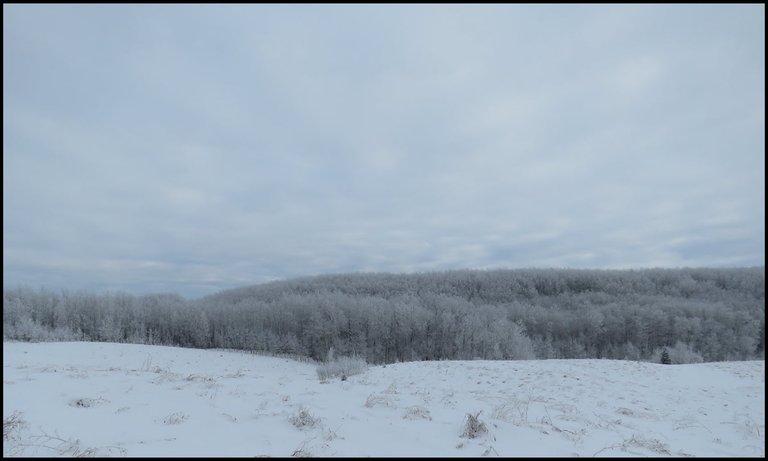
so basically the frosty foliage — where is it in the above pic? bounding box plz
[653,341,704,364]
[403,405,432,420]
[364,393,392,408]
[316,354,368,381]
[69,397,108,408]
[2,410,126,457]
[3,412,26,442]
[461,411,488,439]
[3,267,764,364]
[162,412,189,425]
[289,407,320,429]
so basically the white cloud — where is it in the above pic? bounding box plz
[3,4,764,297]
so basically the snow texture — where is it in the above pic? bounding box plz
[3,341,764,457]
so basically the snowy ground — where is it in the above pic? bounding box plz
[3,342,764,457]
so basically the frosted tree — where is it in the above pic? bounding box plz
[2,267,764,364]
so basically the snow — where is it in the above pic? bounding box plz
[3,341,764,457]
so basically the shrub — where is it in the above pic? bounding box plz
[289,406,319,429]
[316,355,368,381]
[461,411,488,439]
[292,446,312,457]
[403,406,432,421]
[490,397,529,425]
[653,342,703,365]
[660,348,671,365]
[162,412,188,425]
[364,393,392,408]
[667,341,704,364]
[8,317,82,343]
[3,412,26,441]
[69,397,109,408]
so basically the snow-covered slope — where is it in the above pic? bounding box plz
[3,342,764,457]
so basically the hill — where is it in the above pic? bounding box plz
[3,341,764,457]
[4,267,765,364]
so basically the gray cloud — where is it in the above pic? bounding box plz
[4,4,764,297]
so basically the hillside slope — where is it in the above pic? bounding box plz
[3,342,764,457]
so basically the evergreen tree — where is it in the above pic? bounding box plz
[661,347,671,365]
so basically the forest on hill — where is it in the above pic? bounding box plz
[3,267,765,364]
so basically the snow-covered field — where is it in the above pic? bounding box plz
[3,342,764,457]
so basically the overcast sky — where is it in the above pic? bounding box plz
[3,4,765,298]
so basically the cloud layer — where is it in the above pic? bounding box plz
[4,4,764,297]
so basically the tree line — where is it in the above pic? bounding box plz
[3,267,764,364]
